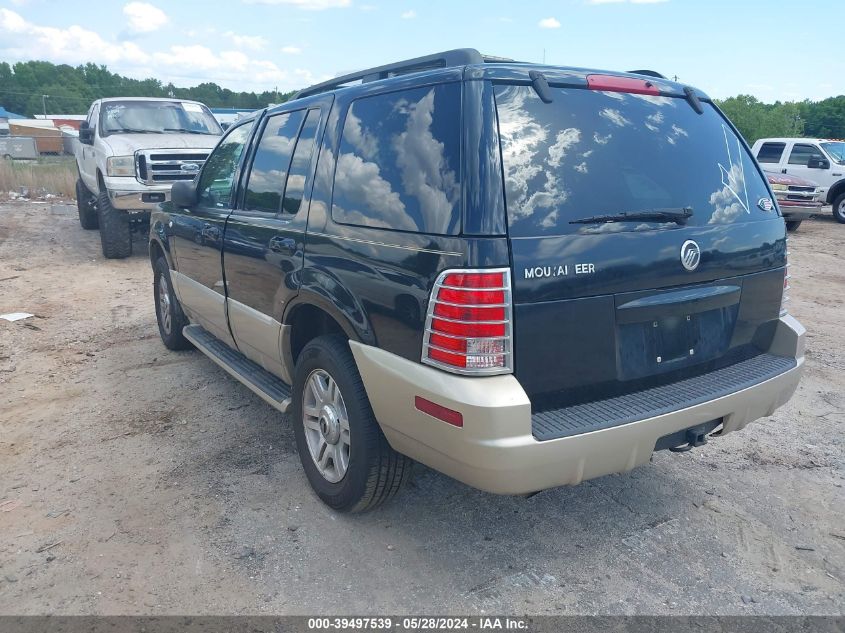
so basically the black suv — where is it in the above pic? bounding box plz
[149,49,805,512]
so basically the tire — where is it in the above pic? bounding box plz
[97,189,132,259]
[833,193,845,224]
[76,178,98,230]
[291,335,412,512]
[785,220,802,232]
[153,256,192,350]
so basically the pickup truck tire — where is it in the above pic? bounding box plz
[291,335,412,512]
[785,220,802,232]
[833,193,845,224]
[153,256,192,351]
[97,190,132,259]
[75,178,98,230]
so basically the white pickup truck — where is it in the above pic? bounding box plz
[75,97,223,258]
[751,137,845,224]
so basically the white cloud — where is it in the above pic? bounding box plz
[281,45,302,54]
[0,8,321,92]
[1,8,149,65]
[242,0,351,8]
[599,108,631,127]
[538,17,561,28]
[401,10,417,19]
[547,128,581,168]
[224,31,268,51]
[123,2,168,33]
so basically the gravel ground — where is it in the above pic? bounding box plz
[0,200,843,615]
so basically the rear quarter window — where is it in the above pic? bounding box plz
[756,142,786,163]
[330,83,462,235]
[495,85,776,237]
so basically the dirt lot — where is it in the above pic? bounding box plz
[0,200,843,615]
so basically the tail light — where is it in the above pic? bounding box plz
[781,239,790,317]
[422,268,513,375]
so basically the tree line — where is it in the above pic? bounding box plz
[0,60,296,116]
[1,60,843,143]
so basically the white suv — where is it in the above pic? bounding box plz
[75,97,222,258]
[751,137,845,223]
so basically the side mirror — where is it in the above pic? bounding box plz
[170,180,198,208]
[808,155,830,169]
[78,122,94,145]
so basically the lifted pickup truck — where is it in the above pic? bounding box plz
[752,137,845,223]
[75,97,222,258]
[150,50,805,512]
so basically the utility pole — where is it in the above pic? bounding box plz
[41,94,48,117]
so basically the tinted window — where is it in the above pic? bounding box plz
[244,111,304,214]
[331,83,461,235]
[197,122,253,209]
[788,143,822,166]
[495,85,775,237]
[282,108,321,214]
[756,142,785,163]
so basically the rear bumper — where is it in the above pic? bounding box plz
[350,315,805,495]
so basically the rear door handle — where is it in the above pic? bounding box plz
[201,224,220,240]
[268,236,296,254]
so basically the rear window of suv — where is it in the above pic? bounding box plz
[495,85,775,237]
[331,83,462,235]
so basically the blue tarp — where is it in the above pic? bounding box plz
[0,106,25,119]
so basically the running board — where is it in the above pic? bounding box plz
[183,324,292,414]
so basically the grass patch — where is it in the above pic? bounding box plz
[0,156,77,199]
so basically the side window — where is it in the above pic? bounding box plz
[331,83,462,235]
[197,122,253,209]
[756,142,785,164]
[88,105,99,132]
[244,111,305,214]
[788,144,822,166]
[282,108,321,214]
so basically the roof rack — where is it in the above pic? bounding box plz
[627,69,667,79]
[291,48,512,100]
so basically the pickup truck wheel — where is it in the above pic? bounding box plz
[833,193,845,224]
[291,335,412,512]
[97,190,132,259]
[153,256,191,350]
[75,178,98,230]
[785,220,802,232]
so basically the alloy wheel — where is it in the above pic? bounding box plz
[158,273,172,336]
[302,368,351,483]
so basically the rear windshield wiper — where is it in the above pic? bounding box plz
[569,207,694,225]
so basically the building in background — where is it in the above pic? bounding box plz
[0,106,26,136]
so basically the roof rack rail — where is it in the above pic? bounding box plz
[291,48,512,100]
[627,69,667,79]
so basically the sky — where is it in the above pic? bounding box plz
[0,0,842,102]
